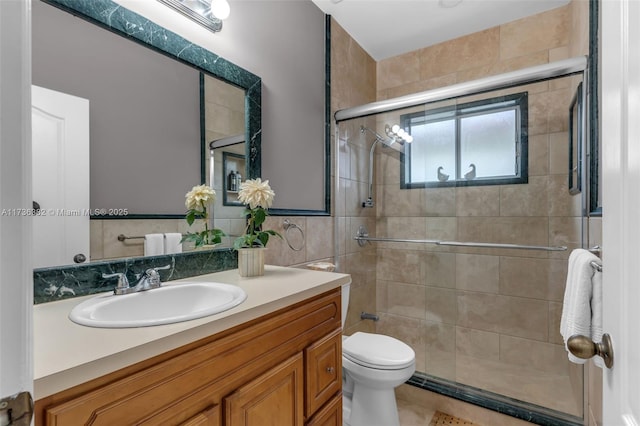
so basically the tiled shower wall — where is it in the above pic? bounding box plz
[331,1,603,422]
[365,0,591,419]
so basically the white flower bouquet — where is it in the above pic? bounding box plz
[181,184,224,248]
[233,178,281,249]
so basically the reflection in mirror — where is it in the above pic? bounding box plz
[33,0,261,267]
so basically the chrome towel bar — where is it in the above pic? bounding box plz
[354,225,567,252]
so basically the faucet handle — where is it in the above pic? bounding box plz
[102,272,130,293]
[144,264,171,287]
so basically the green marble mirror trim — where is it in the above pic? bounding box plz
[33,0,261,302]
[42,0,262,196]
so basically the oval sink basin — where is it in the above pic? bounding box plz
[69,281,247,328]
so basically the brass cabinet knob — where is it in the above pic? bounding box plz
[326,366,335,374]
[567,333,614,368]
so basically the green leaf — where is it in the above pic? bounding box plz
[258,232,269,246]
[185,210,196,226]
[254,208,266,227]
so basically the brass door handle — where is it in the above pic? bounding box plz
[567,333,614,368]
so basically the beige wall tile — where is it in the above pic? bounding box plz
[376,216,427,251]
[500,5,570,60]
[90,220,104,261]
[529,134,550,177]
[549,131,570,174]
[424,187,456,217]
[305,216,333,261]
[457,291,549,341]
[500,257,567,301]
[424,251,456,288]
[387,282,426,319]
[262,216,306,266]
[549,301,564,344]
[376,248,424,284]
[418,28,500,81]
[500,176,549,217]
[425,217,457,243]
[424,321,456,380]
[548,174,582,217]
[345,280,377,331]
[457,50,549,83]
[456,186,500,217]
[345,250,376,290]
[378,184,426,217]
[500,335,569,375]
[455,254,499,293]
[549,217,582,259]
[425,286,457,324]
[377,51,420,91]
[457,217,549,247]
[455,326,500,361]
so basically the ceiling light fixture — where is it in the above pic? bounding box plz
[158,0,229,33]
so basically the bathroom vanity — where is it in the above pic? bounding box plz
[33,266,349,425]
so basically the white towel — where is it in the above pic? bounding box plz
[560,248,604,367]
[164,233,183,254]
[144,233,164,256]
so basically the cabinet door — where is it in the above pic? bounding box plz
[225,353,304,426]
[305,329,341,416]
[305,394,342,426]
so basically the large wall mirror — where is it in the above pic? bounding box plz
[32,0,261,267]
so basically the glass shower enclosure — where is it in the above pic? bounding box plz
[334,58,588,425]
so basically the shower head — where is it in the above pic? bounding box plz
[360,125,400,148]
[360,125,412,146]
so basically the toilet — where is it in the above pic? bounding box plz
[341,281,416,426]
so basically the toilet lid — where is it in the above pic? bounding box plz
[343,332,415,370]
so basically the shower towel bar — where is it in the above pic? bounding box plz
[354,235,441,245]
[436,241,567,251]
[354,225,567,251]
[117,233,186,242]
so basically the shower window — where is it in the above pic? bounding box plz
[401,92,528,188]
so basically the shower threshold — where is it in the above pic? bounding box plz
[407,373,583,426]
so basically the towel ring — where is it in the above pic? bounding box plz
[283,219,305,251]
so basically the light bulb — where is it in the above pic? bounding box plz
[391,124,400,134]
[397,129,406,137]
[405,135,414,143]
[211,0,230,20]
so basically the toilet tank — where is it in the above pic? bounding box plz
[341,280,351,328]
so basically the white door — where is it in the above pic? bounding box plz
[601,0,640,424]
[32,86,90,268]
[0,0,34,421]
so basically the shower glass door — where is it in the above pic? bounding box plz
[335,74,585,423]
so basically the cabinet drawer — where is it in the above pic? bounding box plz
[304,329,341,417]
[306,394,342,426]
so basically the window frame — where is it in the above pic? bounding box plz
[400,92,528,188]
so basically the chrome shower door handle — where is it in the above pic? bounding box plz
[567,333,614,368]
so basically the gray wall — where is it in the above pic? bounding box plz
[33,0,201,215]
[116,0,328,212]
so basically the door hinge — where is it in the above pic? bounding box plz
[0,392,33,426]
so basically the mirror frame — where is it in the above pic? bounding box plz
[41,0,262,219]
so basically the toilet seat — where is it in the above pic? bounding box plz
[343,332,415,370]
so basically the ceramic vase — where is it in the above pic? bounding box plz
[237,248,265,277]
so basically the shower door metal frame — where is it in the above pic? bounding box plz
[334,56,587,123]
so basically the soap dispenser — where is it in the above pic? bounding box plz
[228,170,236,191]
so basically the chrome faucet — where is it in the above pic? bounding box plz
[102,265,171,295]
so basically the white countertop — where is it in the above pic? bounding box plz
[34,265,350,400]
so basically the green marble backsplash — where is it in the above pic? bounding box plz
[33,249,237,304]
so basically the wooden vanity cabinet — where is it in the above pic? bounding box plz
[35,288,342,426]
